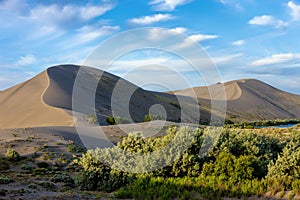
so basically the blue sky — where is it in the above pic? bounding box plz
[1,0,300,94]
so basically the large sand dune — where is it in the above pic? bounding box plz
[0,64,299,129]
[0,70,74,129]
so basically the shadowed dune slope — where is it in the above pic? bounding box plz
[44,65,211,125]
[174,79,300,121]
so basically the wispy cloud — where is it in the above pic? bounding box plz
[147,27,187,41]
[17,54,37,66]
[29,3,114,28]
[189,34,218,42]
[74,25,120,45]
[129,14,174,25]
[217,0,243,11]
[232,40,245,46]
[169,33,219,50]
[250,53,300,66]
[248,15,287,28]
[288,1,300,21]
[149,0,192,11]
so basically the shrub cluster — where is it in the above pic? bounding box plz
[75,125,300,198]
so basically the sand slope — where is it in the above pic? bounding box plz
[0,70,74,129]
[0,65,210,129]
[43,65,209,125]
[174,80,243,101]
[174,79,300,121]
[1,65,299,129]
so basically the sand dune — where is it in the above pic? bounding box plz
[0,70,74,129]
[174,79,300,121]
[0,65,299,129]
[174,80,243,100]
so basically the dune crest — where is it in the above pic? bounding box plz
[174,80,242,100]
[0,71,74,129]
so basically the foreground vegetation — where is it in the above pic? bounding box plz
[0,122,299,199]
[74,123,300,199]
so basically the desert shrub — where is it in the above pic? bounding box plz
[75,125,299,198]
[27,183,37,189]
[106,116,129,125]
[21,164,33,171]
[115,176,266,200]
[292,179,300,194]
[51,173,74,184]
[0,189,5,196]
[0,157,10,170]
[213,128,284,178]
[75,150,133,192]
[67,142,85,153]
[266,134,300,192]
[37,181,55,190]
[5,148,20,161]
[201,152,259,183]
[106,116,116,125]
[144,114,164,122]
[75,169,131,192]
[32,168,46,175]
[36,162,49,168]
[0,177,14,184]
[86,114,98,124]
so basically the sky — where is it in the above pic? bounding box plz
[0,0,300,94]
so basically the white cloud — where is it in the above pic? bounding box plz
[170,27,187,34]
[29,3,113,26]
[232,40,245,46]
[212,53,243,65]
[17,54,37,66]
[251,53,300,66]
[147,27,187,41]
[248,15,287,28]
[63,25,120,48]
[129,14,174,25]
[170,34,219,50]
[80,4,114,21]
[189,34,218,42]
[149,0,192,11]
[288,1,300,21]
[218,0,243,11]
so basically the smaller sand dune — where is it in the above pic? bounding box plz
[174,80,243,101]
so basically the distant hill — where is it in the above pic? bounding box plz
[173,79,300,121]
[0,64,299,129]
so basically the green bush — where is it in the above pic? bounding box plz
[5,148,20,161]
[0,157,10,170]
[106,116,116,125]
[144,114,164,122]
[51,173,74,184]
[36,162,49,168]
[106,115,129,125]
[75,125,300,198]
[37,181,55,190]
[0,177,14,184]
[21,164,33,171]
